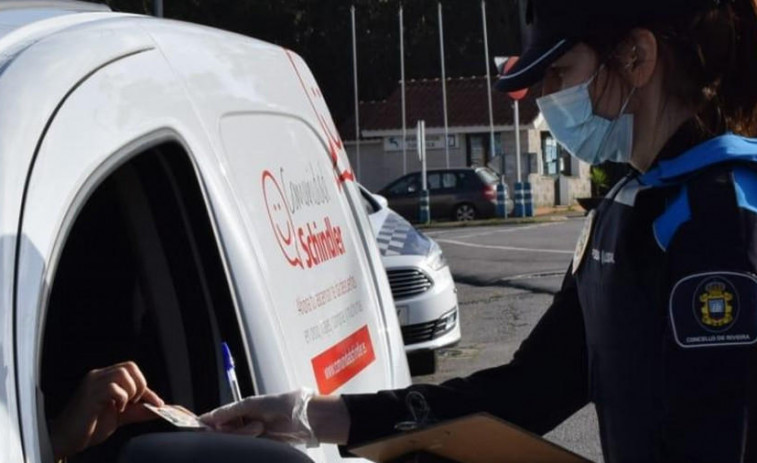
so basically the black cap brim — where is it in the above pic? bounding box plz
[495,37,574,93]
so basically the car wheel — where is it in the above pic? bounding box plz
[407,350,437,376]
[454,203,476,221]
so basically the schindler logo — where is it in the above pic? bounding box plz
[262,168,346,269]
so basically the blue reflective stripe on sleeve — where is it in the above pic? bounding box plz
[733,168,757,215]
[653,186,691,251]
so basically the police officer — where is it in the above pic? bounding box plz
[201,0,757,461]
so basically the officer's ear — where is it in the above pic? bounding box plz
[618,29,658,89]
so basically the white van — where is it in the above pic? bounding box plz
[0,2,411,462]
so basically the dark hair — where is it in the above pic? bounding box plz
[584,0,757,138]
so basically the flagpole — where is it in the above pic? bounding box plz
[438,2,450,168]
[351,5,361,180]
[400,4,407,175]
[481,0,495,166]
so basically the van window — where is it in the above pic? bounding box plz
[40,143,251,462]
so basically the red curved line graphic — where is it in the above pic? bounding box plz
[285,49,355,190]
[262,170,302,268]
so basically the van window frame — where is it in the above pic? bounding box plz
[16,131,255,462]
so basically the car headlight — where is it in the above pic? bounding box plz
[426,240,448,271]
[434,309,458,336]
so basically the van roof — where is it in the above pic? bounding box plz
[0,1,111,41]
[0,1,110,12]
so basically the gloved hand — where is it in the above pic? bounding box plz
[200,388,317,446]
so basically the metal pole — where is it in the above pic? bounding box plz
[481,0,495,167]
[351,5,361,180]
[153,0,163,17]
[438,2,450,168]
[515,99,521,183]
[400,5,407,175]
[418,120,430,224]
[420,121,427,191]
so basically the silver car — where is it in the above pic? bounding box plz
[359,185,460,374]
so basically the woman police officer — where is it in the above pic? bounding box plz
[201,0,757,461]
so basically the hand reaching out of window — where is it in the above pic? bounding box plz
[48,361,164,460]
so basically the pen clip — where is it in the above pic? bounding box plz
[221,342,235,371]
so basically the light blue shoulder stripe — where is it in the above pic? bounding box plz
[653,186,691,251]
[641,134,757,187]
[733,168,757,215]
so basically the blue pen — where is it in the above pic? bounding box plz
[222,342,243,402]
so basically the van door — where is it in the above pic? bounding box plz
[218,114,398,395]
[12,41,248,462]
[143,24,409,397]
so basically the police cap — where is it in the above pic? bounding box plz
[495,0,730,92]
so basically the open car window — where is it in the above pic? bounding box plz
[40,143,253,462]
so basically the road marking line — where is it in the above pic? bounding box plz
[427,222,558,240]
[436,239,573,255]
[500,271,567,281]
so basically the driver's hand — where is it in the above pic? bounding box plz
[49,361,164,460]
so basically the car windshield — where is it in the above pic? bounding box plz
[476,167,499,184]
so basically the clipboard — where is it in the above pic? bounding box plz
[348,413,592,463]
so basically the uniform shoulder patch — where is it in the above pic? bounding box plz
[669,272,757,348]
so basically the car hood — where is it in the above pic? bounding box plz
[372,209,432,257]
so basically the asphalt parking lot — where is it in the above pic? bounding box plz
[414,217,605,463]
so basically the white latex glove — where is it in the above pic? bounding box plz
[200,388,317,446]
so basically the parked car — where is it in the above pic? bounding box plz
[358,185,461,374]
[0,3,410,463]
[378,167,513,222]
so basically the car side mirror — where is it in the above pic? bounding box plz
[407,184,417,194]
[372,194,389,209]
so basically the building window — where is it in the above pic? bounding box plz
[542,132,559,176]
[542,132,574,176]
[559,145,574,176]
[467,134,486,167]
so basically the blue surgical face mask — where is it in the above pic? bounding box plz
[536,70,635,165]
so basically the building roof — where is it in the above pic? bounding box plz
[339,75,540,140]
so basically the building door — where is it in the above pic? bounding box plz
[466,134,489,167]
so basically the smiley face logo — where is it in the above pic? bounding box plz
[262,170,302,268]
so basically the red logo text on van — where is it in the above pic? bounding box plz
[262,169,347,269]
[263,170,303,268]
[311,325,376,394]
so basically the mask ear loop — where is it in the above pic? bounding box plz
[586,64,604,87]
[593,85,637,161]
[619,86,636,115]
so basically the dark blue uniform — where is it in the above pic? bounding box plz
[342,130,757,462]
